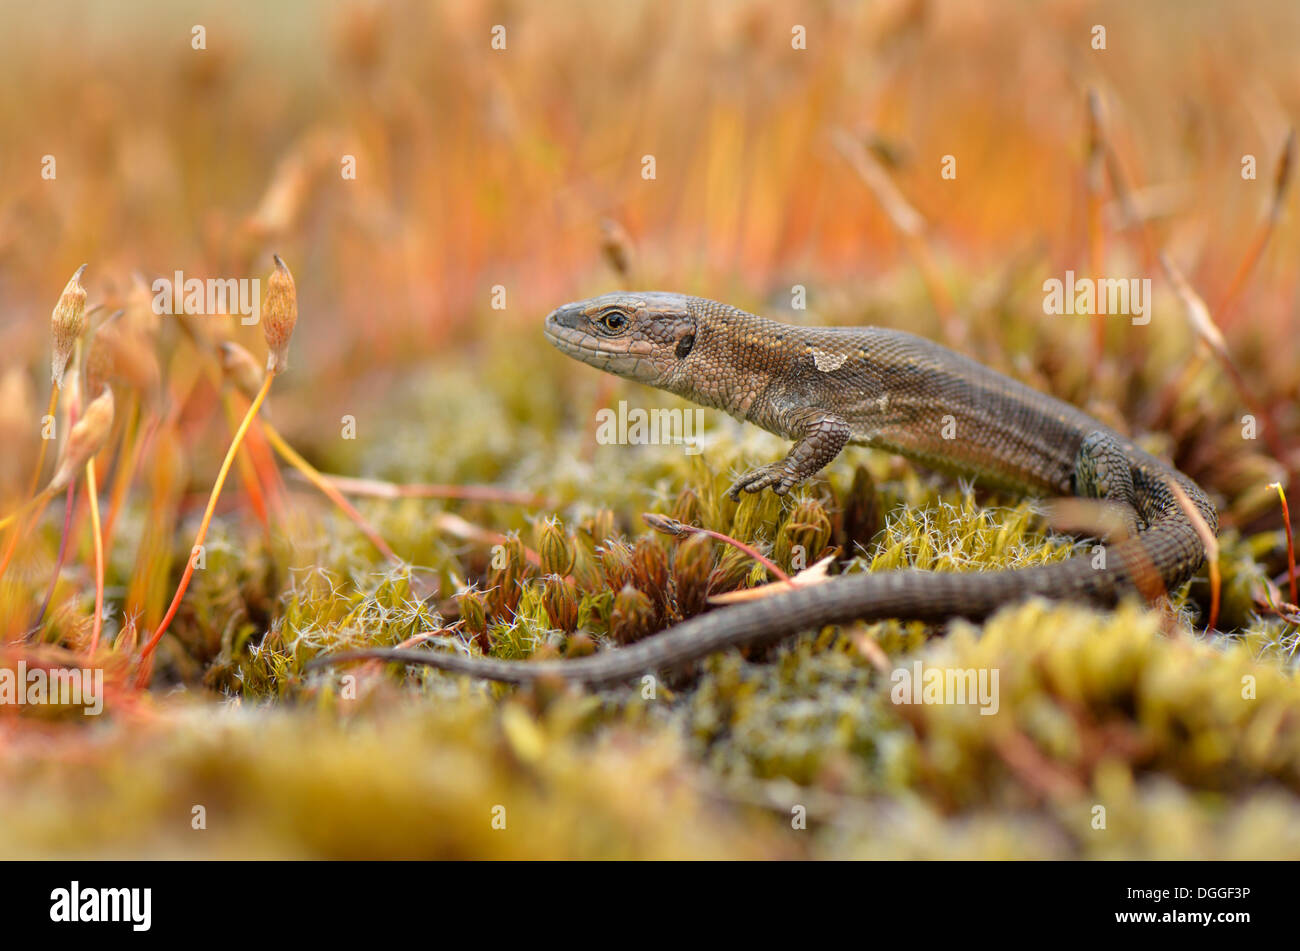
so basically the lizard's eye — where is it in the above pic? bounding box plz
[598,309,629,332]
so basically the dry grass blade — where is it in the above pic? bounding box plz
[84,459,105,655]
[1159,251,1288,469]
[1090,97,1158,267]
[1268,482,1297,608]
[135,371,274,685]
[832,127,959,340]
[261,421,401,565]
[1085,89,1108,363]
[307,472,552,508]
[708,553,836,605]
[1168,479,1221,631]
[1215,128,1295,320]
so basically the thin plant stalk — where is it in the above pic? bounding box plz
[642,513,792,583]
[29,383,59,497]
[0,494,55,579]
[0,385,59,543]
[220,393,271,532]
[1270,483,1297,608]
[28,482,77,637]
[306,471,551,508]
[101,398,144,552]
[135,372,274,683]
[1085,90,1107,366]
[85,460,105,655]
[260,420,401,564]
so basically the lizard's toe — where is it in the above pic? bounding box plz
[728,463,799,499]
[727,466,777,499]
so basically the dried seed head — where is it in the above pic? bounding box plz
[776,498,833,570]
[565,632,596,658]
[262,254,298,374]
[50,265,88,388]
[83,311,119,400]
[569,532,605,593]
[643,512,687,537]
[581,509,616,546]
[729,491,771,544]
[671,532,714,616]
[47,385,114,494]
[486,534,527,617]
[458,587,487,637]
[599,540,635,592]
[709,548,755,595]
[610,583,655,645]
[219,341,266,400]
[247,151,315,241]
[669,487,700,528]
[541,574,579,633]
[632,536,669,595]
[599,217,634,283]
[537,517,576,576]
[84,310,160,405]
[125,272,159,338]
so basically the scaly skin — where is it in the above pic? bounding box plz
[312,293,1217,687]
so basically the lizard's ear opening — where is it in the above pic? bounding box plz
[675,333,695,359]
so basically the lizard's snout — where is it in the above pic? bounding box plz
[544,303,585,332]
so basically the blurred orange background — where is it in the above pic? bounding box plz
[0,0,1296,511]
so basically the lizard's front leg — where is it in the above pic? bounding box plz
[727,410,851,500]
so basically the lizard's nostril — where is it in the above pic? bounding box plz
[545,304,583,331]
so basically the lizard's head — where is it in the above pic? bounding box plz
[543,292,699,385]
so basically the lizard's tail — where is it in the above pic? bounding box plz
[307,508,1209,688]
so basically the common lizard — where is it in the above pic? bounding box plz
[313,292,1217,687]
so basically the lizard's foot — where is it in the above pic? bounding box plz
[727,463,801,500]
[726,412,850,501]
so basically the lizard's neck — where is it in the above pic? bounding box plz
[666,309,804,431]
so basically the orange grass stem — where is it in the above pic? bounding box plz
[29,383,59,497]
[260,420,402,565]
[1215,130,1295,322]
[0,491,56,579]
[85,461,105,655]
[29,482,76,636]
[135,371,275,684]
[101,398,143,553]
[0,382,59,538]
[1168,481,1220,632]
[642,513,793,583]
[1270,483,1297,608]
[221,393,271,532]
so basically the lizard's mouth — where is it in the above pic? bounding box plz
[544,316,660,382]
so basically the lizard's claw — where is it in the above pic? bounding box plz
[727,463,800,500]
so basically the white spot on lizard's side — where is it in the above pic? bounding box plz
[877,393,890,412]
[812,349,847,372]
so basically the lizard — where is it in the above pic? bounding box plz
[311,292,1218,687]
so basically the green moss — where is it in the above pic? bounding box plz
[5,275,1297,859]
